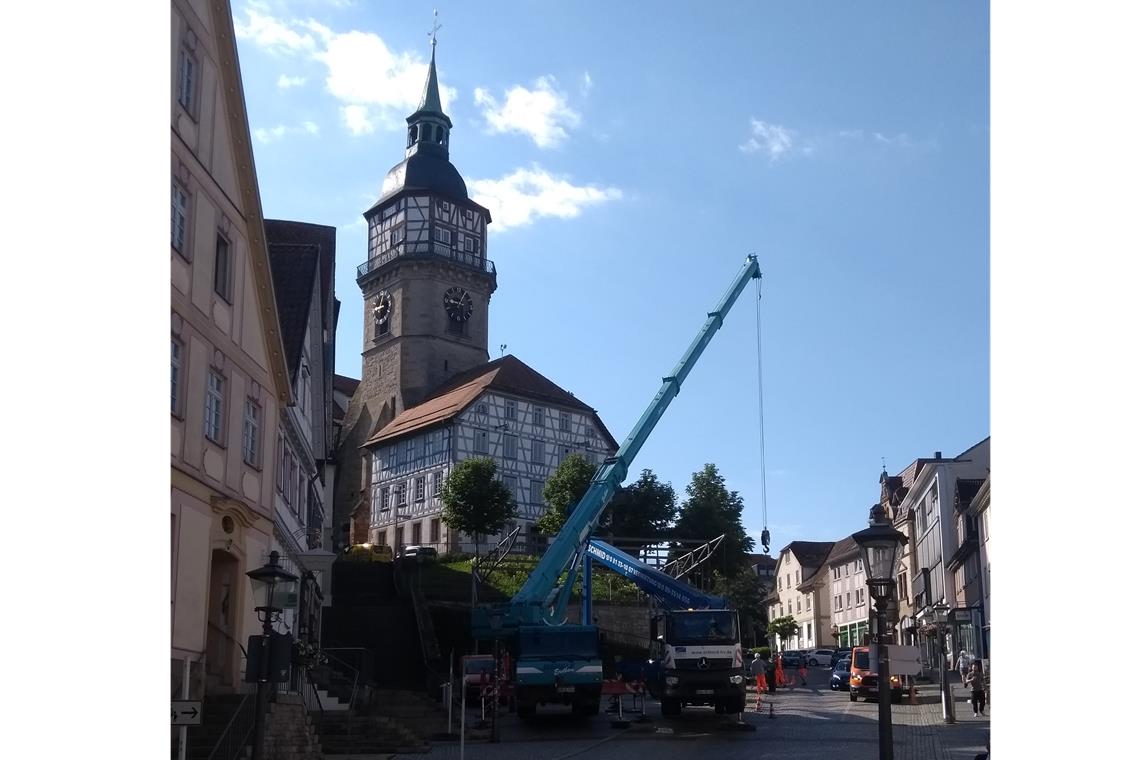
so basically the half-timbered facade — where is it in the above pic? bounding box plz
[362,356,618,555]
[333,40,498,548]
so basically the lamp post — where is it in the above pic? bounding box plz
[246,551,299,760]
[930,602,956,724]
[852,504,907,760]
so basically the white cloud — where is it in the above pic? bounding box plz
[277,74,307,89]
[234,5,319,55]
[341,105,374,136]
[580,71,593,97]
[470,166,621,232]
[253,121,320,143]
[474,76,580,149]
[234,7,456,133]
[739,119,796,161]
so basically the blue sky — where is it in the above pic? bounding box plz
[233,0,990,549]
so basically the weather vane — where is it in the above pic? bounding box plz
[428,9,442,50]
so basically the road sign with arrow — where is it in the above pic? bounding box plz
[171,700,202,726]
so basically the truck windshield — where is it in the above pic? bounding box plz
[668,611,738,644]
[854,651,870,669]
[519,629,598,659]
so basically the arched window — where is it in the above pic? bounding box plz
[408,125,418,146]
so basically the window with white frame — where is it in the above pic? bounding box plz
[380,487,390,512]
[530,479,543,506]
[778,577,782,591]
[415,476,425,502]
[172,183,189,253]
[795,569,800,583]
[242,399,260,466]
[171,340,182,414]
[298,364,310,416]
[204,370,225,443]
[388,445,397,470]
[503,475,517,496]
[846,591,852,607]
[533,407,544,427]
[559,411,570,431]
[396,482,407,506]
[504,399,517,420]
[796,597,801,612]
[503,434,518,460]
[177,46,197,113]
[531,439,545,464]
[432,471,441,497]
[474,429,488,454]
[275,436,285,493]
[807,595,812,610]
[434,227,451,245]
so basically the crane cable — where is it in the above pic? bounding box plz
[755,272,771,554]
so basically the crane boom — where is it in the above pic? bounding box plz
[488,254,761,629]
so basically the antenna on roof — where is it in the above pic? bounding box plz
[500,344,507,358]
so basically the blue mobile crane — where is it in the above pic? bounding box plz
[583,539,747,716]
[471,254,762,718]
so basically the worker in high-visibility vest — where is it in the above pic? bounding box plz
[798,658,808,686]
[775,654,786,688]
[755,671,768,711]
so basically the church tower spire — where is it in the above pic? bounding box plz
[405,13,452,158]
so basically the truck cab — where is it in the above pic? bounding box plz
[512,625,603,718]
[648,609,746,716]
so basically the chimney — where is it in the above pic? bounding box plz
[934,451,942,459]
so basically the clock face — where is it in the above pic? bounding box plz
[373,291,392,322]
[443,286,473,322]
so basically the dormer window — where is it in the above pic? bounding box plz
[408,125,418,146]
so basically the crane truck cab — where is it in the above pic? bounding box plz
[512,625,602,719]
[648,608,746,716]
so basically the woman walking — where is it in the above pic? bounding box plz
[956,649,970,686]
[965,661,987,717]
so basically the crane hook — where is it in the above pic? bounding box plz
[761,528,770,554]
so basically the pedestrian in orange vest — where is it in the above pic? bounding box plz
[798,659,808,686]
[775,655,786,688]
[755,672,766,711]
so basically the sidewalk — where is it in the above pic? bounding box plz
[897,681,990,760]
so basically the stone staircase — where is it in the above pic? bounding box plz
[261,696,324,760]
[314,713,429,755]
[182,694,249,760]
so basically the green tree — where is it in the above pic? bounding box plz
[673,463,755,576]
[604,469,677,555]
[713,570,768,647]
[535,453,597,535]
[766,615,799,643]
[440,457,517,557]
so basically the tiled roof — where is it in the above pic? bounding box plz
[332,397,347,423]
[265,240,319,379]
[750,554,777,569]
[785,541,835,572]
[362,355,618,448]
[264,219,336,325]
[824,535,861,566]
[954,478,985,511]
[333,373,360,396]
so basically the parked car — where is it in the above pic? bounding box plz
[830,647,853,668]
[779,651,804,668]
[806,649,834,666]
[848,646,902,703]
[830,658,852,691]
[341,543,393,563]
[399,545,439,561]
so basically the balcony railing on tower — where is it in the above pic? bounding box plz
[357,241,496,281]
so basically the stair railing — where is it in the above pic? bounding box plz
[322,647,370,713]
[205,692,254,760]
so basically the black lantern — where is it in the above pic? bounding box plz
[246,551,299,622]
[851,504,907,602]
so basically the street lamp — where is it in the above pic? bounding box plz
[929,602,956,724]
[851,504,907,760]
[246,551,298,760]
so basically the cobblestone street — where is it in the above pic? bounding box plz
[412,669,990,760]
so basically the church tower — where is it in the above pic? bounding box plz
[334,37,497,544]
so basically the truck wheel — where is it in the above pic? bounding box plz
[572,698,600,717]
[728,696,746,713]
[661,698,681,717]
